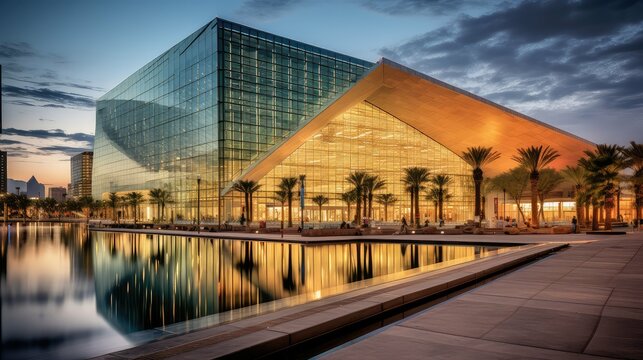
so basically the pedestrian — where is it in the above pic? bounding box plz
[401,216,408,234]
[571,216,577,233]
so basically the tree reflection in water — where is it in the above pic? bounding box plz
[90,233,496,334]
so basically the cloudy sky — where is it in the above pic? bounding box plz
[1,0,642,188]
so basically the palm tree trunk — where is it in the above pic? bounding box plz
[249,194,254,223]
[415,187,420,228]
[355,195,361,225]
[318,204,322,222]
[592,204,599,230]
[530,175,539,227]
[368,194,373,219]
[473,170,482,217]
[362,195,367,218]
[287,196,293,227]
[433,203,438,222]
[604,195,613,230]
[409,190,414,226]
[438,198,443,224]
[384,204,388,222]
[244,193,249,225]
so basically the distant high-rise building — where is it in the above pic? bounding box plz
[27,176,45,199]
[71,151,93,198]
[8,179,27,195]
[0,150,6,193]
[48,187,67,202]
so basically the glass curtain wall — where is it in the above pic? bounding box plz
[217,20,372,221]
[93,21,219,222]
[247,102,474,224]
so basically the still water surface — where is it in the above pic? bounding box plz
[1,223,506,359]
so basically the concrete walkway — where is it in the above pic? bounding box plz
[320,232,643,360]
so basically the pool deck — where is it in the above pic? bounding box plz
[94,229,643,359]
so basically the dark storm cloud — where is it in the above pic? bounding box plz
[38,145,92,157]
[2,84,95,108]
[238,0,304,19]
[380,0,643,112]
[3,128,94,144]
[0,139,26,145]
[0,42,35,58]
[359,0,484,16]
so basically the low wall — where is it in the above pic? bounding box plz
[301,228,362,237]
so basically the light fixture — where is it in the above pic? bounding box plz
[411,230,415,234]
[440,231,445,234]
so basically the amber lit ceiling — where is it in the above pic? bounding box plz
[221,59,594,195]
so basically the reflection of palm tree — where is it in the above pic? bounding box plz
[282,244,296,291]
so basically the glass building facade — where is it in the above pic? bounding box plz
[93,18,473,223]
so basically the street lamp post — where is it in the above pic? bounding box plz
[299,175,306,231]
[503,188,506,221]
[197,175,201,234]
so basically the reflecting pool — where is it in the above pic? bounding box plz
[1,223,507,359]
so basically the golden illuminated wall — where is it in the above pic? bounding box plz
[247,101,473,223]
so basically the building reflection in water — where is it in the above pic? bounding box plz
[1,223,130,360]
[93,232,497,333]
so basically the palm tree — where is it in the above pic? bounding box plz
[278,177,299,227]
[364,175,386,219]
[341,190,358,222]
[431,174,452,224]
[149,188,172,222]
[346,171,368,225]
[311,195,329,222]
[403,167,431,227]
[512,145,560,227]
[561,165,588,228]
[375,193,397,222]
[491,167,530,223]
[537,169,564,223]
[623,141,643,229]
[273,189,288,231]
[425,188,440,223]
[462,146,500,219]
[232,180,262,224]
[106,192,121,223]
[78,196,94,223]
[579,144,625,230]
[40,198,57,219]
[14,194,31,220]
[124,192,144,224]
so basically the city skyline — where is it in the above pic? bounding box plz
[2,0,642,187]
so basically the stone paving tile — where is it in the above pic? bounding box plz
[532,283,612,305]
[471,279,551,299]
[584,316,643,359]
[606,288,643,309]
[522,299,603,316]
[322,326,609,360]
[483,307,600,352]
[399,299,519,338]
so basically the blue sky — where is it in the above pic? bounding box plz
[1,0,642,187]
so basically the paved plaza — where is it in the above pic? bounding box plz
[320,232,643,360]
